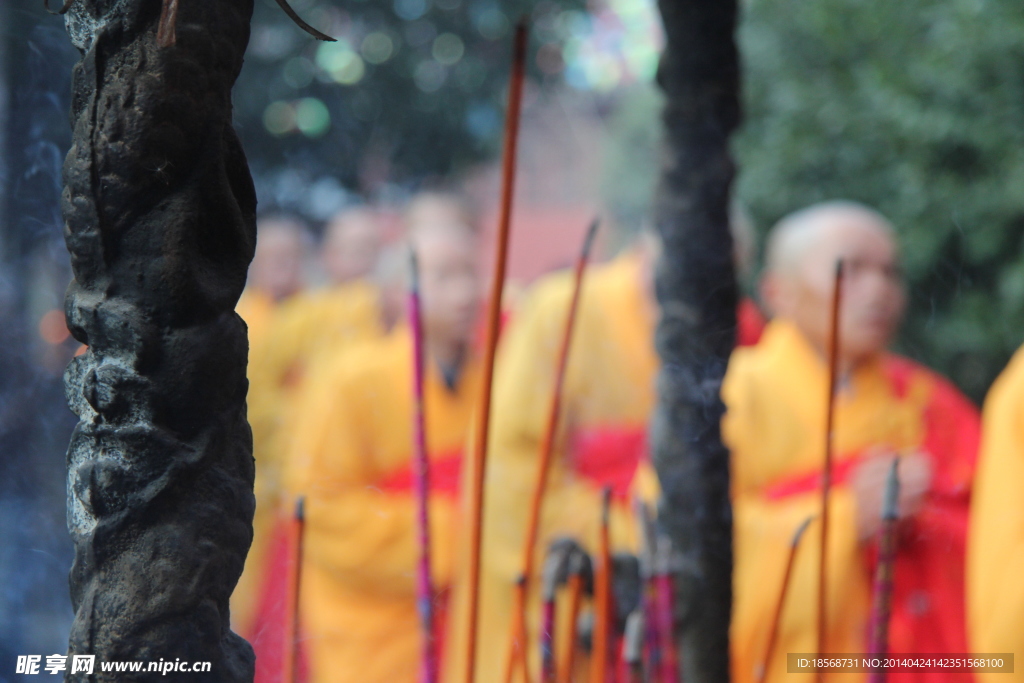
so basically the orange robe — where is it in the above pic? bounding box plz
[233,288,284,632]
[724,320,979,683]
[263,328,479,683]
[236,282,385,635]
[445,253,661,683]
[968,346,1024,681]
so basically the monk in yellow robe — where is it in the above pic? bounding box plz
[725,201,979,683]
[967,346,1024,681]
[232,215,308,632]
[267,217,484,683]
[445,235,662,683]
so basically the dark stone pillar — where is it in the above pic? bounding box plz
[650,1,740,682]
[60,1,257,680]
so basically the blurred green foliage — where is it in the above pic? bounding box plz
[235,0,579,199]
[735,0,1024,402]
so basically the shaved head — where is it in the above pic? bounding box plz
[322,206,382,285]
[250,216,308,301]
[765,201,896,278]
[761,200,906,366]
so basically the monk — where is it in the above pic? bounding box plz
[445,230,662,683]
[445,212,767,682]
[280,216,484,683]
[232,215,308,633]
[725,201,979,683]
[235,215,307,349]
[967,346,1024,681]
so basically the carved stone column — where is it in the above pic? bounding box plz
[650,1,741,681]
[61,1,257,679]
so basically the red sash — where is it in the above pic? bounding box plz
[570,426,647,499]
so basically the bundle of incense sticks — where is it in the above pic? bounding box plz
[868,460,901,683]
[408,250,439,683]
[505,219,600,683]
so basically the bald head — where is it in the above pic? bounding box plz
[322,206,382,285]
[411,221,481,350]
[403,192,478,235]
[761,201,906,365]
[250,217,308,301]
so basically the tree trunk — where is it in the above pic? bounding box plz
[61,2,257,680]
[650,1,740,682]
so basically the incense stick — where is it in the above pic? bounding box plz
[623,610,645,683]
[590,488,613,683]
[757,516,815,683]
[558,554,587,683]
[817,260,844,682]
[654,536,680,683]
[463,21,529,683]
[634,499,661,679]
[409,251,439,683]
[282,497,306,683]
[540,554,563,683]
[505,219,600,683]
[867,460,900,683]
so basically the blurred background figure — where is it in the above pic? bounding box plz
[725,202,979,683]
[235,205,387,638]
[232,215,310,633]
[237,215,309,349]
[256,205,483,683]
[321,206,384,286]
[968,343,1024,683]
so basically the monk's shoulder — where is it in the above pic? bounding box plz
[885,354,979,425]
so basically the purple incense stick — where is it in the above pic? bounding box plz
[409,250,438,683]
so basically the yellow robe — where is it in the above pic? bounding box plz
[285,328,480,683]
[232,288,283,632]
[724,320,978,683]
[968,346,1024,681]
[445,253,660,683]
[235,282,384,636]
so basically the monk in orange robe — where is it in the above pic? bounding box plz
[967,346,1024,682]
[232,215,308,632]
[724,201,979,683]
[265,216,483,683]
[443,212,767,683]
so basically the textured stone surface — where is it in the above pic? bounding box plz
[650,1,740,681]
[60,1,257,680]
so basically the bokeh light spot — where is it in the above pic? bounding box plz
[414,60,447,93]
[263,100,297,135]
[361,32,395,64]
[432,33,464,65]
[39,309,69,346]
[296,98,331,137]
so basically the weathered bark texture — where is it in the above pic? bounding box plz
[650,1,740,682]
[60,1,257,680]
